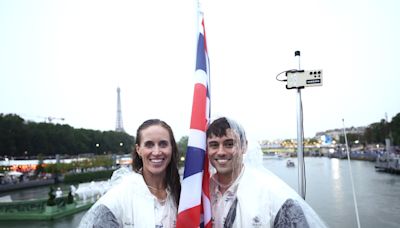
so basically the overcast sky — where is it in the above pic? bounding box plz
[1,0,399,142]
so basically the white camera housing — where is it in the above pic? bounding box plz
[286,70,323,89]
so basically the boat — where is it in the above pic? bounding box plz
[375,154,400,173]
[286,159,295,167]
[0,192,94,221]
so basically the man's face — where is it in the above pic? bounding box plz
[207,129,244,178]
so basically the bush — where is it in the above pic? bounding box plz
[63,169,115,183]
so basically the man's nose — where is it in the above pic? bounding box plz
[216,144,226,154]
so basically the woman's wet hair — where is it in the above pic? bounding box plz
[132,119,181,207]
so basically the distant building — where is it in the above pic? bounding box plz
[315,126,366,141]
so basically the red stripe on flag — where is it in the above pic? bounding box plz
[176,205,202,228]
[202,19,208,54]
[202,155,212,228]
[190,83,207,131]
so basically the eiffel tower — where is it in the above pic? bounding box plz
[115,87,125,132]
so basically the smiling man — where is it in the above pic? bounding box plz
[206,117,325,228]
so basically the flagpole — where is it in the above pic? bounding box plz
[295,50,306,200]
[176,1,211,227]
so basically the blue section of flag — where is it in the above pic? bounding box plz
[183,146,205,178]
[196,33,207,73]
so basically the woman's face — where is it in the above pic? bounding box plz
[136,125,172,177]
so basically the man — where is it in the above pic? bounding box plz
[206,117,325,228]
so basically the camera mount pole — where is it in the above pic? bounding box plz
[295,50,306,199]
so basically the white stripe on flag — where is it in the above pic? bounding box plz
[202,190,212,223]
[206,97,210,119]
[178,172,203,213]
[194,69,208,86]
[188,129,207,150]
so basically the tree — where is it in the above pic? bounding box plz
[390,113,400,145]
[177,136,188,167]
[0,113,135,157]
[364,119,387,144]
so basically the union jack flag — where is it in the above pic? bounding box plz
[176,6,211,228]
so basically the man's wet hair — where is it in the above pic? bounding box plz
[207,117,247,148]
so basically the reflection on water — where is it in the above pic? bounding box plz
[263,157,400,228]
[330,158,340,180]
[1,157,400,227]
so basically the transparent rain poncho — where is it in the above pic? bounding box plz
[208,117,328,228]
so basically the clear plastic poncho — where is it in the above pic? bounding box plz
[209,117,328,228]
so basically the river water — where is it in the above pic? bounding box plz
[1,157,399,227]
[264,157,400,228]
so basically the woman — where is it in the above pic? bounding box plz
[79,119,181,228]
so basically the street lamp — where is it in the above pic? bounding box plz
[95,143,100,154]
[119,142,124,154]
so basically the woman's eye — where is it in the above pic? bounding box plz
[144,141,154,148]
[159,140,169,148]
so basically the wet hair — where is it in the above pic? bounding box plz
[132,119,181,207]
[206,117,247,149]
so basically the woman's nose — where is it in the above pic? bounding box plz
[152,145,162,154]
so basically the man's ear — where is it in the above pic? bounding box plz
[242,140,248,154]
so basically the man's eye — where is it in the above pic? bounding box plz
[223,141,234,148]
[208,142,219,149]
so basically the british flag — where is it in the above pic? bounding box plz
[176,7,212,228]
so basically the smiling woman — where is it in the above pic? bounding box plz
[133,119,181,207]
[78,119,181,228]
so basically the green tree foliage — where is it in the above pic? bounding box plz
[390,113,400,145]
[339,133,364,145]
[178,136,188,156]
[177,136,188,167]
[0,113,135,157]
[364,119,389,144]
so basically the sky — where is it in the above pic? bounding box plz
[1,0,399,142]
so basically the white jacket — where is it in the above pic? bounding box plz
[212,166,327,228]
[79,172,177,228]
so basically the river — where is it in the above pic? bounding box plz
[1,157,399,227]
[264,157,400,228]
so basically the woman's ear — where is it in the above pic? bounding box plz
[135,144,141,157]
